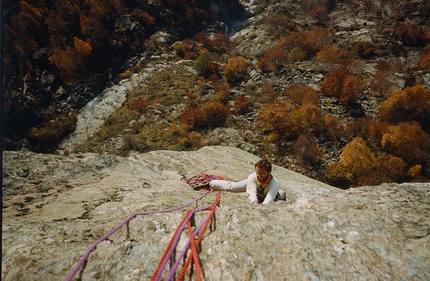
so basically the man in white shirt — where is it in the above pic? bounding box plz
[197,159,285,205]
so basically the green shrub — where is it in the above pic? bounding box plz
[194,51,211,77]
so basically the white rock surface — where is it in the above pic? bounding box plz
[2,146,429,280]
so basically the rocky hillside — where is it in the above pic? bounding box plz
[2,146,429,280]
[3,0,430,189]
[53,0,430,189]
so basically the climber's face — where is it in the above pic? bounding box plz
[256,166,270,183]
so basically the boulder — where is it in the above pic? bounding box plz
[2,146,429,280]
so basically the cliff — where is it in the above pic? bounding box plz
[2,146,429,280]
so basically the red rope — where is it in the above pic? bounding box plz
[65,191,210,281]
[176,192,220,281]
[176,207,217,281]
[150,210,194,281]
[187,222,203,281]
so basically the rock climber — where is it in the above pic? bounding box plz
[195,159,286,205]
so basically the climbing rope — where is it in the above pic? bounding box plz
[65,190,213,281]
[151,190,221,281]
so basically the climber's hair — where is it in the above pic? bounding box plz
[255,159,272,173]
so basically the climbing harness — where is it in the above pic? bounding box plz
[65,186,221,281]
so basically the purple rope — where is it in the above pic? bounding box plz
[65,191,210,281]
[152,202,214,281]
[165,210,213,281]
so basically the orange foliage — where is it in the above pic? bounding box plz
[396,22,428,46]
[207,62,221,78]
[319,67,349,97]
[73,37,92,58]
[111,0,122,9]
[408,164,422,179]
[180,102,230,129]
[129,98,151,119]
[324,114,348,142]
[282,84,319,105]
[310,5,327,19]
[80,15,103,39]
[419,44,430,71]
[283,27,330,59]
[195,32,214,51]
[325,137,377,187]
[368,120,389,145]
[377,85,430,126]
[49,48,78,83]
[256,103,299,140]
[224,56,248,83]
[340,75,363,104]
[257,48,288,72]
[89,0,107,19]
[291,103,324,134]
[130,9,155,26]
[320,67,363,104]
[293,134,324,166]
[20,1,43,20]
[381,122,430,166]
[315,45,354,66]
[234,96,251,114]
[353,41,376,59]
[196,32,229,53]
[173,39,196,59]
[369,72,394,96]
[28,112,77,152]
[379,154,406,181]
[258,81,278,103]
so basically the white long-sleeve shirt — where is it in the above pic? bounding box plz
[246,172,280,205]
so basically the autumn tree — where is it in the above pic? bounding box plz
[129,98,151,119]
[377,154,406,182]
[381,122,430,167]
[257,48,288,72]
[377,84,430,129]
[396,22,428,46]
[180,102,230,130]
[49,48,78,83]
[324,114,349,143]
[258,80,278,103]
[353,41,376,59]
[234,96,251,114]
[319,67,363,105]
[315,45,354,67]
[369,60,396,96]
[282,84,319,106]
[293,134,324,166]
[74,37,92,59]
[80,14,104,41]
[325,137,377,188]
[319,67,349,98]
[290,103,324,135]
[28,112,77,152]
[310,5,328,21]
[224,56,248,83]
[340,75,363,104]
[419,44,430,71]
[295,26,331,59]
[256,103,299,141]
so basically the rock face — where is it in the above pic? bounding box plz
[2,146,429,280]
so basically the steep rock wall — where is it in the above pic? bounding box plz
[2,146,429,280]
